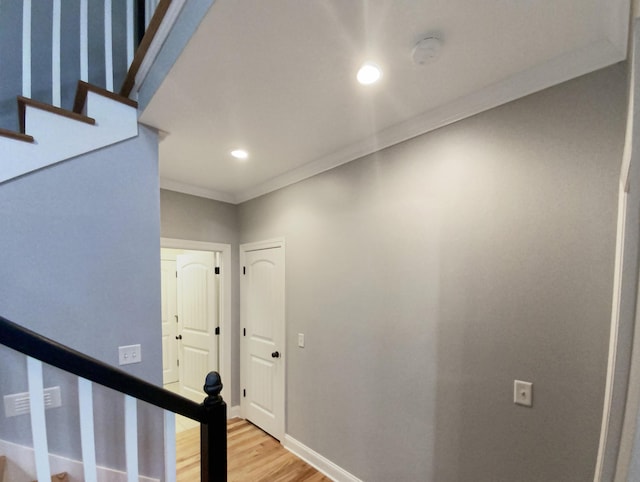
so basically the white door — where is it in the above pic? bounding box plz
[161,259,178,384]
[177,252,219,402]
[241,241,285,440]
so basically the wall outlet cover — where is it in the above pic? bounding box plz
[514,380,533,407]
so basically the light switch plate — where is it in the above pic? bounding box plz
[119,344,142,365]
[297,333,305,348]
[514,380,533,407]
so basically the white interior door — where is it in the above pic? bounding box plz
[177,252,218,402]
[241,241,285,440]
[161,258,179,384]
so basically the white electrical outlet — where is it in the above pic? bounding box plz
[514,380,533,407]
[297,333,305,348]
[119,344,142,365]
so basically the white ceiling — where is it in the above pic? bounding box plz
[140,0,630,204]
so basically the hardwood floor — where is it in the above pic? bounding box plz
[177,418,332,482]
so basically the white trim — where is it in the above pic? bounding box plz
[164,411,177,482]
[126,0,135,67]
[52,0,61,107]
[124,395,138,482]
[78,378,98,482]
[241,238,284,252]
[160,238,233,407]
[22,0,31,98]
[614,268,640,481]
[621,38,635,192]
[283,435,362,482]
[80,0,88,82]
[594,187,629,482]
[594,18,637,482]
[27,358,50,482]
[104,0,114,91]
[160,178,236,204]
[145,0,155,28]
[228,405,241,419]
[133,0,188,95]
[0,438,159,482]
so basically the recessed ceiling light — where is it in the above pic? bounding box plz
[357,62,382,85]
[231,149,249,160]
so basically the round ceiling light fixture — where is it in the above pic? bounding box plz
[230,149,249,160]
[412,36,442,66]
[357,62,382,85]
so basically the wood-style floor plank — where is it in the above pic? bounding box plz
[177,418,332,482]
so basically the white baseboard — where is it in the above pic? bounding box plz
[283,434,362,482]
[228,405,241,419]
[0,439,159,482]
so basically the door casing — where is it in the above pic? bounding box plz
[161,238,233,406]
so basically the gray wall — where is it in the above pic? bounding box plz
[238,64,627,481]
[0,126,164,478]
[159,189,241,405]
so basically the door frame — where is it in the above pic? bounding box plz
[161,237,232,406]
[240,238,286,440]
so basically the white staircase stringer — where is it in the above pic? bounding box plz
[0,93,138,184]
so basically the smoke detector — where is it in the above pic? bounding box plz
[412,37,442,66]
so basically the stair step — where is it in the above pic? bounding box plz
[18,96,95,133]
[31,472,68,482]
[73,80,138,114]
[1,79,138,183]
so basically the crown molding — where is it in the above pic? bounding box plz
[159,177,236,204]
[234,37,625,204]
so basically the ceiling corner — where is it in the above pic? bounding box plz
[160,177,238,204]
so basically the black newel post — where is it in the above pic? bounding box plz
[200,371,227,482]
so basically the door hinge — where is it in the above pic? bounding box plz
[175,271,177,278]
[174,315,178,323]
[243,328,246,336]
[243,389,246,398]
[177,359,179,367]
[215,326,220,335]
[215,267,220,275]
[243,266,246,275]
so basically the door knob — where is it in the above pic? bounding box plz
[175,335,182,340]
[271,351,280,358]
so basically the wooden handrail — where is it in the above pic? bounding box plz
[0,315,204,421]
[0,315,227,481]
[120,0,173,97]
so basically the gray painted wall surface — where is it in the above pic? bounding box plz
[0,126,164,478]
[159,189,241,405]
[238,64,626,481]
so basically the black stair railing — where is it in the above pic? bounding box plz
[0,315,227,482]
